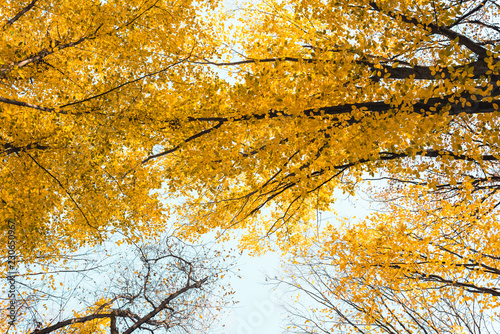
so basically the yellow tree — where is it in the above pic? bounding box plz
[0,0,222,265]
[276,237,500,334]
[268,172,500,332]
[139,0,500,252]
[5,0,499,256]
[290,175,500,330]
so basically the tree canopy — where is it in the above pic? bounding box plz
[4,234,233,333]
[2,0,500,331]
[3,0,499,252]
[0,0,221,261]
[165,0,500,251]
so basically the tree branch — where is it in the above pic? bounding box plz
[1,24,103,75]
[31,313,113,334]
[0,96,54,112]
[25,153,100,232]
[369,1,489,58]
[1,142,50,155]
[196,57,490,80]
[121,277,208,334]
[30,275,207,334]
[2,0,38,30]
[450,0,489,27]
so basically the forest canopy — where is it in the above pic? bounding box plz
[2,0,500,332]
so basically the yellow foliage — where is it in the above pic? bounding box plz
[0,0,221,270]
[67,298,112,334]
[2,0,500,329]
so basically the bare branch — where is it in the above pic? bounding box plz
[122,277,208,334]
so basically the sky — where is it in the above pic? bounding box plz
[214,190,373,334]
[222,251,284,334]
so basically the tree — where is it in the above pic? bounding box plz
[275,242,500,334]
[0,0,222,264]
[4,0,500,255]
[268,129,500,331]
[139,0,500,251]
[287,176,500,331]
[1,234,234,333]
[152,0,500,327]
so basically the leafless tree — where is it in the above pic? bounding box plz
[2,235,234,334]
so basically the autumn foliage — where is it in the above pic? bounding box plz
[0,0,221,261]
[2,0,500,332]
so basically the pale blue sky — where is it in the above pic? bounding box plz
[212,190,372,334]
